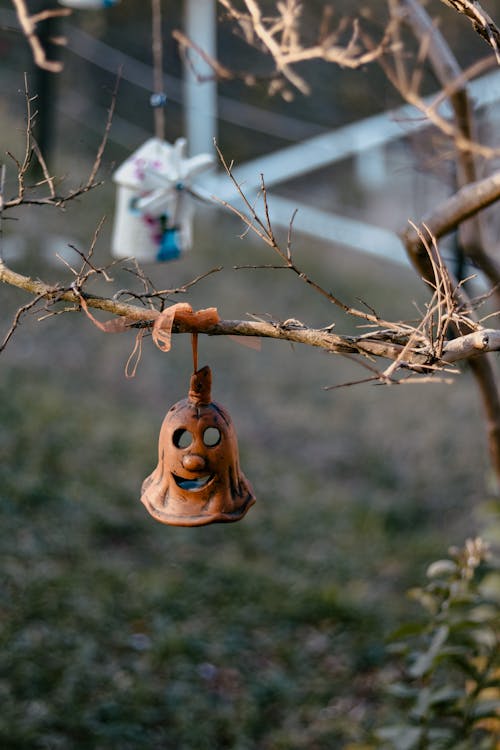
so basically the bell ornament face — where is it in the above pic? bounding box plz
[141,367,256,526]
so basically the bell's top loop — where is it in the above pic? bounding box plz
[191,332,199,373]
[188,365,212,405]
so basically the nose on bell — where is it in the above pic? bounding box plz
[182,453,206,471]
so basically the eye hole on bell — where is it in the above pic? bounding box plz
[203,427,221,447]
[173,428,193,449]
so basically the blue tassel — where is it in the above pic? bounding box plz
[157,227,182,261]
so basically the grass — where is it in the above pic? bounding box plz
[0,175,495,748]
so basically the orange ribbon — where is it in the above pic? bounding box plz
[77,295,219,375]
[151,304,219,352]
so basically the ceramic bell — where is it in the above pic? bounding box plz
[141,365,256,526]
[111,137,213,262]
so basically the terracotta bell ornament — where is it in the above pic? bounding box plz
[141,358,256,526]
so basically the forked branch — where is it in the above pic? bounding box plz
[178,0,391,96]
[2,72,118,212]
[11,0,70,73]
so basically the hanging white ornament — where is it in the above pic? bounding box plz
[111,137,214,262]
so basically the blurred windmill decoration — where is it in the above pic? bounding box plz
[111,0,214,262]
[111,137,213,262]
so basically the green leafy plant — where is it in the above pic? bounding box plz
[376,537,500,750]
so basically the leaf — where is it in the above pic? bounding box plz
[407,588,439,614]
[376,725,423,750]
[389,621,428,641]
[409,625,449,678]
[387,683,420,700]
[468,604,499,623]
[479,572,500,603]
[427,560,458,579]
[471,699,500,719]
[449,655,483,680]
[411,685,460,719]
[426,685,463,706]
[426,726,457,745]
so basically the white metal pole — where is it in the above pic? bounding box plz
[184,0,217,156]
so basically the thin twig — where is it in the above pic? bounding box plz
[173,29,234,82]
[3,76,114,213]
[119,265,223,303]
[88,71,121,187]
[0,293,46,352]
[215,145,425,334]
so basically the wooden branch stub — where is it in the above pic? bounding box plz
[403,171,500,276]
[441,329,500,362]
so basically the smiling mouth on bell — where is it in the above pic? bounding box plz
[173,474,214,491]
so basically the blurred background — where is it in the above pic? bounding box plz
[0,1,499,747]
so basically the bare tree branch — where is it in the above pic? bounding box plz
[371,5,500,159]
[11,0,70,73]
[213,0,390,96]
[438,0,500,64]
[3,74,113,214]
[403,170,500,269]
[87,71,121,187]
[2,250,500,372]
[214,146,421,336]
[400,0,500,300]
[173,29,236,82]
[3,189,500,389]
[0,256,462,367]
[0,292,47,353]
[468,355,500,480]
[403,215,500,483]
[392,0,500,487]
